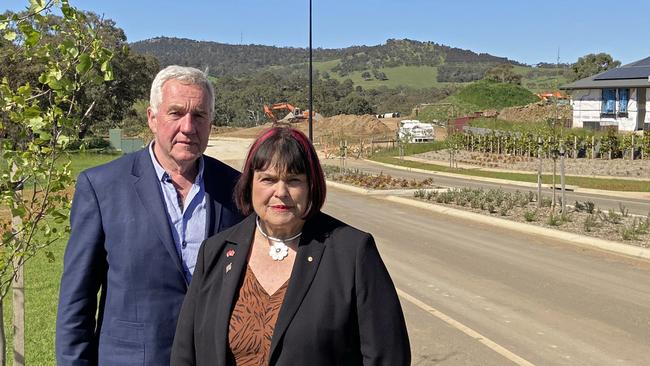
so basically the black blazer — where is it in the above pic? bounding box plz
[171,213,411,366]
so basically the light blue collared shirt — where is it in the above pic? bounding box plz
[149,143,207,283]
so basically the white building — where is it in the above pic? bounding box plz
[561,56,650,131]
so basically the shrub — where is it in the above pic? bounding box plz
[66,137,112,151]
[574,200,596,213]
[583,215,600,232]
[547,213,562,226]
[600,209,622,224]
[618,203,629,217]
[524,210,537,222]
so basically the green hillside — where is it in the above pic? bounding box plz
[313,60,565,92]
[314,63,446,88]
[415,80,539,122]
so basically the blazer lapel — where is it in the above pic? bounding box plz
[213,214,255,363]
[131,149,185,281]
[203,164,223,237]
[269,220,326,359]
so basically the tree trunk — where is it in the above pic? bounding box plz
[10,172,24,366]
[0,301,5,366]
[12,264,24,366]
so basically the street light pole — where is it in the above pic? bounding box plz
[537,137,543,208]
[560,140,566,214]
[308,0,313,142]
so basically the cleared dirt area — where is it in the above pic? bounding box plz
[216,114,400,141]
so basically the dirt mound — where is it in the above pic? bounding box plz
[306,114,397,139]
[218,114,398,141]
[498,102,572,123]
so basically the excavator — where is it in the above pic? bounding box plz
[263,102,314,123]
[536,91,568,103]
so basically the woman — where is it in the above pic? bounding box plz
[171,126,410,366]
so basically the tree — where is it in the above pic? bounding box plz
[1,9,158,140]
[569,53,621,81]
[484,63,522,85]
[334,94,374,115]
[0,1,113,365]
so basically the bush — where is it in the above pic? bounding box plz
[523,210,537,222]
[583,214,600,232]
[456,80,538,110]
[66,137,112,151]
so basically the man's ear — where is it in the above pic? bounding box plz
[147,107,157,134]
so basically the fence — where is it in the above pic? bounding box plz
[109,129,145,154]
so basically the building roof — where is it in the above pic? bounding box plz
[561,56,650,90]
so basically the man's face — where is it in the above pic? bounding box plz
[147,79,212,171]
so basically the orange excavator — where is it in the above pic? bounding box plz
[263,102,314,123]
[536,91,568,102]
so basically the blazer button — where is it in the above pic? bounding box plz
[182,241,187,249]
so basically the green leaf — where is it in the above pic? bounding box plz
[104,69,114,81]
[25,30,41,47]
[27,117,45,130]
[29,0,46,13]
[76,53,91,75]
[3,31,16,41]
[68,46,79,58]
[61,4,75,19]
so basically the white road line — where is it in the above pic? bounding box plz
[396,288,537,366]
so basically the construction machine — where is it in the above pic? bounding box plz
[536,91,569,103]
[263,102,315,123]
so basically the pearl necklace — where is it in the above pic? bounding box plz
[256,217,302,261]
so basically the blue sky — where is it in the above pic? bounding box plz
[4,0,649,65]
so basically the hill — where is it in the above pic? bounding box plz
[131,37,522,79]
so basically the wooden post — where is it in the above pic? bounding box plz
[591,136,595,159]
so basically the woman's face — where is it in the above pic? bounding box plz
[252,164,309,236]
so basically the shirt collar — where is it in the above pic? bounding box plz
[148,142,204,184]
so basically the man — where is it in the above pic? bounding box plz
[56,65,243,365]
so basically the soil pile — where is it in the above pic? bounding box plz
[498,102,572,123]
[307,114,397,139]
[217,114,399,141]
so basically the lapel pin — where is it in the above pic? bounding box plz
[226,249,235,258]
[307,256,313,262]
[226,263,232,273]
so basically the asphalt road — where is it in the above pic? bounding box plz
[331,157,650,216]
[206,137,650,365]
[324,187,650,366]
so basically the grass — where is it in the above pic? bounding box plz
[313,60,568,94]
[373,141,447,157]
[370,156,650,192]
[2,152,121,365]
[313,61,450,89]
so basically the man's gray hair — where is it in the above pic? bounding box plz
[149,65,214,116]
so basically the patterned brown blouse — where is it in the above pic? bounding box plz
[228,265,289,366]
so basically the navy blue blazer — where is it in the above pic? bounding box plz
[171,213,411,366]
[56,148,243,365]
